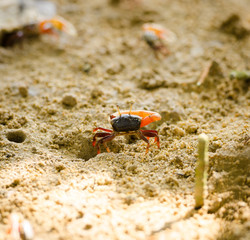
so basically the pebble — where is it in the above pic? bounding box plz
[18,86,29,98]
[62,94,77,107]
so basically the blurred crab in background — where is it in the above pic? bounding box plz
[0,0,77,47]
[6,213,34,240]
[142,23,176,56]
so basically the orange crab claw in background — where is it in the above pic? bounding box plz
[143,23,166,39]
[142,23,176,43]
[39,16,77,37]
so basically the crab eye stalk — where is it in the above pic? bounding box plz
[129,104,133,115]
[116,105,121,116]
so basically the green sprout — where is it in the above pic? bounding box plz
[194,133,209,209]
[229,70,250,80]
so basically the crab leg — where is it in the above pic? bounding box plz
[140,129,158,141]
[137,131,150,153]
[140,129,158,134]
[95,134,116,154]
[93,132,112,147]
[140,130,160,148]
[93,127,113,133]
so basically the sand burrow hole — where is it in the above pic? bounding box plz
[6,130,27,143]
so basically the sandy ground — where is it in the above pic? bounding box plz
[0,0,249,239]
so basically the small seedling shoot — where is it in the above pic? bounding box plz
[194,133,209,209]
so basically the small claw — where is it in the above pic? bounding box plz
[97,148,101,154]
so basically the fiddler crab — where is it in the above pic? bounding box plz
[93,106,161,154]
[6,213,34,240]
[142,23,176,55]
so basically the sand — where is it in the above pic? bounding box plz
[0,0,249,239]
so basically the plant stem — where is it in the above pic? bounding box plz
[230,70,250,80]
[195,133,209,209]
